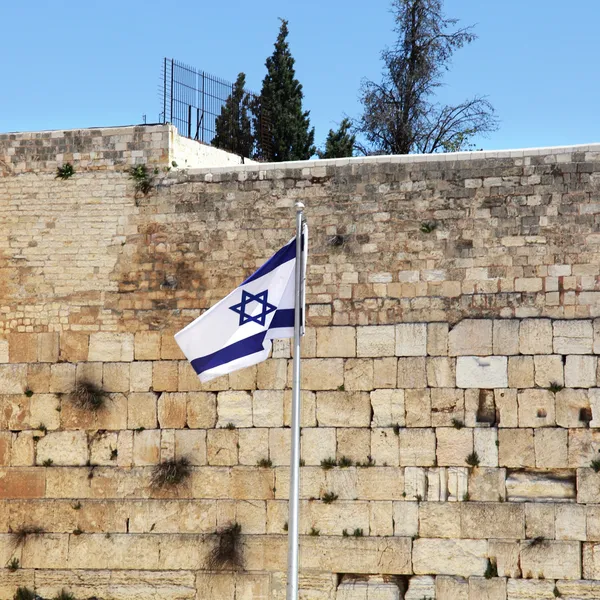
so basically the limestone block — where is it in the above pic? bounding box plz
[37,332,59,363]
[395,323,427,357]
[117,430,133,467]
[268,428,290,466]
[533,355,564,388]
[88,333,134,362]
[404,576,435,600]
[426,466,447,501]
[216,390,252,427]
[157,392,187,428]
[595,319,600,353]
[520,540,581,580]
[517,389,555,427]
[588,505,600,541]
[89,431,119,465]
[447,466,469,502]
[301,428,336,465]
[357,467,405,500]
[26,363,50,393]
[590,388,600,427]
[469,577,506,600]
[436,428,473,467]
[373,357,397,388]
[49,363,76,394]
[404,389,431,427]
[565,355,597,388]
[152,362,179,392]
[0,339,8,364]
[468,467,506,502]
[130,361,153,392]
[257,358,288,389]
[11,431,34,466]
[468,388,495,427]
[495,389,518,428]
[284,390,317,427]
[577,469,600,503]
[0,364,27,394]
[553,320,593,354]
[391,500,418,536]
[474,428,498,467]
[0,394,30,430]
[498,429,535,468]
[535,428,567,468]
[317,326,356,358]
[462,502,524,539]
[506,580,556,599]
[316,391,371,427]
[134,331,161,360]
[556,504,586,540]
[436,576,469,600]
[160,333,184,360]
[397,357,427,388]
[0,468,45,498]
[8,333,37,363]
[427,322,449,356]
[371,428,399,467]
[37,431,88,466]
[369,500,393,537]
[174,429,206,466]
[556,389,590,428]
[29,394,60,430]
[228,365,257,391]
[427,357,456,388]
[302,359,344,390]
[419,502,461,538]
[305,502,368,537]
[356,326,394,357]
[431,389,464,426]
[176,361,202,393]
[206,430,238,466]
[132,429,160,465]
[554,581,600,600]
[569,429,600,467]
[325,468,360,500]
[412,538,488,577]
[252,390,284,427]
[507,470,575,502]
[519,319,553,355]
[456,356,508,389]
[370,389,405,427]
[449,320,492,356]
[102,362,130,393]
[337,428,370,464]
[344,359,374,391]
[489,540,521,578]
[238,428,268,466]
[509,356,535,388]
[493,319,520,355]
[187,392,217,428]
[399,428,435,466]
[0,432,10,465]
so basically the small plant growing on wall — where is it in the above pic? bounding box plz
[54,590,76,600]
[466,452,480,467]
[321,492,338,504]
[207,523,243,571]
[13,588,36,600]
[256,458,273,468]
[7,557,19,571]
[150,457,191,488]
[69,381,108,412]
[56,163,75,180]
[129,164,153,196]
[484,558,498,579]
[10,526,45,552]
[420,221,437,233]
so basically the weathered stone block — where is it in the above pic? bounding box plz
[356,325,394,357]
[343,359,373,391]
[506,579,556,599]
[303,359,344,390]
[370,389,405,427]
[134,331,161,360]
[525,502,555,540]
[187,392,217,428]
[130,361,153,392]
[493,320,520,355]
[316,326,356,358]
[436,576,468,600]
[430,389,463,427]
[509,356,535,388]
[565,355,597,388]
[554,319,593,354]
[127,392,157,429]
[456,356,508,388]
[427,357,456,387]
[316,391,371,427]
[392,500,418,537]
[498,429,535,468]
[133,429,161,465]
[395,323,427,356]
[462,502,524,539]
[519,319,553,355]
[535,428,567,468]
[206,429,238,466]
[0,364,27,394]
[474,428,498,467]
[29,394,60,430]
[556,389,590,428]
[468,467,506,502]
[371,428,399,466]
[373,357,397,388]
[568,429,600,467]
[436,428,473,467]
[228,365,257,391]
[404,389,431,427]
[216,390,252,427]
[495,389,518,428]
[449,320,492,356]
[88,333,134,362]
[237,428,268,466]
[419,502,461,538]
[301,428,336,465]
[405,576,435,600]
[8,333,37,363]
[520,540,581,580]
[412,538,488,577]
[252,390,284,427]
[556,504,586,540]
[533,355,564,388]
[257,358,287,389]
[0,339,8,363]
[152,362,178,392]
[37,431,88,466]
[356,467,405,500]
[399,428,436,466]
[518,389,555,427]
[507,470,575,502]
[397,357,426,388]
[427,322,449,356]
[469,577,506,600]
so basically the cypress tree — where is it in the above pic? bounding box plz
[212,72,254,157]
[318,118,355,158]
[255,19,315,162]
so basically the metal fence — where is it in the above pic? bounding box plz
[160,58,270,158]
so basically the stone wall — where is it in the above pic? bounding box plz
[0,139,600,599]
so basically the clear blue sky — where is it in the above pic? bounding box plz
[1,0,599,152]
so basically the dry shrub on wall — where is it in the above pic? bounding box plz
[150,457,192,489]
[207,523,243,571]
[69,381,109,412]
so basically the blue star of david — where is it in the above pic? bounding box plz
[229,289,277,327]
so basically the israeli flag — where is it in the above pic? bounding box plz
[175,224,307,382]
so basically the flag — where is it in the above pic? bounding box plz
[175,224,307,382]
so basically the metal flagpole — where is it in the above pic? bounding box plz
[286,201,305,600]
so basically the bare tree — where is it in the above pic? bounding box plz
[356,0,498,155]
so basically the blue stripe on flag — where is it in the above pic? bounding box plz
[269,309,295,329]
[190,331,268,376]
[242,238,296,285]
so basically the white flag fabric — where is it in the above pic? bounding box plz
[175,224,307,382]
